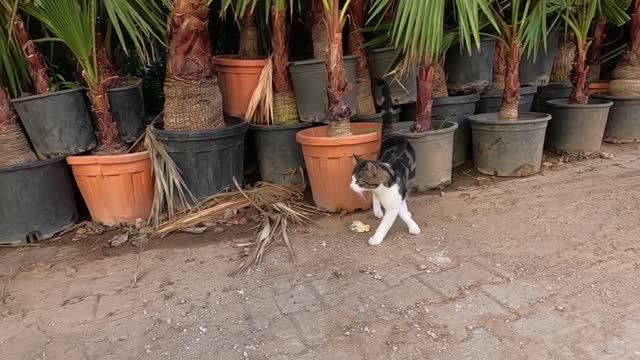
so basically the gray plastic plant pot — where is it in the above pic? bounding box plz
[289,55,357,122]
[469,112,550,177]
[533,81,573,113]
[368,47,417,106]
[591,93,640,143]
[445,39,497,94]
[519,28,560,87]
[392,120,458,191]
[351,108,402,124]
[545,98,613,153]
[477,85,538,114]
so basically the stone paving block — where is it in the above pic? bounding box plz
[262,317,307,356]
[244,295,282,329]
[482,279,558,312]
[509,308,585,341]
[310,274,387,307]
[291,310,333,346]
[274,285,322,314]
[374,258,439,287]
[51,295,98,324]
[376,277,443,310]
[432,328,502,360]
[418,262,503,299]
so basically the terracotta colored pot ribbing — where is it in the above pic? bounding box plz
[66,151,153,225]
[213,55,267,117]
[296,123,382,212]
[587,82,609,97]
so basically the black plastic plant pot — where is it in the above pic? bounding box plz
[11,88,96,159]
[250,122,312,185]
[351,108,402,124]
[289,55,357,122]
[368,47,417,106]
[445,39,497,94]
[469,112,550,177]
[476,85,538,114]
[533,82,573,113]
[519,28,560,87]
[545,98,613,153]
[153,117,248,201]
[108,77,146,143]
[0,157,78,245]
[592,93,640,143]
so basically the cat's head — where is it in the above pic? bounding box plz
[350,155,393,194]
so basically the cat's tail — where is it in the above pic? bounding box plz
[374,78,394,137]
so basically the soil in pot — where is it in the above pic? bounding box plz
[545,98,613,153]
[66,151,153,225]
[476,85,538,114]
[592,93,640,143]
[400,94,480,167]
[153,117,248,201]
[213,55,268,117]
[533,82,572,113]
[520,28,560,87]
[368,47,417,106]
[392,121,458,191]
[296,122,382,212]
[289,55,358,122]
[351,109,402,124]
[469,113,551,177]
[445,39,497,94]
[251,122,311,185]
[11,87,96,158]
[0,157,77,245]
[108,77,146,143]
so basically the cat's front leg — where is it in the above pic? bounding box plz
[400,201,421,235]
[368,208,399,246]
[372,194,383,219]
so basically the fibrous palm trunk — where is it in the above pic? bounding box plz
[325,0,352,137]
[499,29,521,121]
[271,5,298,125]
[239,8,259,59]
[569,39,590,104]
[586,16,607,81]
[412,61,435,132]
[348,0,376,115]
[310,0,328,61]
[0,86,37,166]
[551,32,576,82]
[433,57,448,99]
[492,40,508,90]
[163,0,225,132]
[613,1,640,81]
[11,12,49,94]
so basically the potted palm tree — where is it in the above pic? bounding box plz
[20,0,164,225]
[153,0,249,201]
[594,0,640,143]
[347,0,378,116]
[0,12,77,245]
[468,0,553,177]
[545,0,630,153]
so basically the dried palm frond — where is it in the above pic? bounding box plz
[245,56,273,125]
[145,124,199,228]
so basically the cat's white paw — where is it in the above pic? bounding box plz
[409,225,421,235]
[373,208,384,219]
[368,236,384,246]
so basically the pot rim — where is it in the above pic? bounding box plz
[66,150,149,165]
[289,54,358,67]
[107,77,142,93]
[153,117,248,141]
[546,98,613,108]
[352,108,402,121]
[433,92,481,106]
[249,122,312,131]
[296,122,381,146]
[591,92,640,101]
[213,54,269,67]
[481,85,538,98]
[10,87,85,104]
[468,112,552,125]
[0,156,66,173]
[392,120,459,138]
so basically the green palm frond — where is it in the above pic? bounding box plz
[549,0,631,43]
[0,1,30,97]
[223,0,298,21]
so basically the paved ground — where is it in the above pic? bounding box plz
[1,144,640,360]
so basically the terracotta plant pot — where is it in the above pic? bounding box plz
[213,55,268,117]
[296,123,382,212]
[587,82,609,96]
[66,151,154,225]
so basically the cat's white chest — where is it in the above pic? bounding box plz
[374,184,402,209]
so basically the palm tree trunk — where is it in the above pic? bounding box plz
[0,86,37,166]
[11,13,49,94]
[325,0,352,137]
[163,0,225,132]
[492,40,508,90]
[499,31,521,121]
[433,58,449,99]
[239,8,258,59]
[569,41,589,104]
[271,5,298,125]
[613,0,640,79]
[551,32,576,82]
[310,0,328,61]
[348,0,376,115]
[412,61,434,133]
[587,16,606,81]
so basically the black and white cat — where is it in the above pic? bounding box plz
[350,79,421,246]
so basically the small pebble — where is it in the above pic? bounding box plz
[344,331,351,336]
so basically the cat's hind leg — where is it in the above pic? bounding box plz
[399,201,421,235]
[372,194,383,219]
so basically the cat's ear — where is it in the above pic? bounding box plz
[353,154,364,163]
